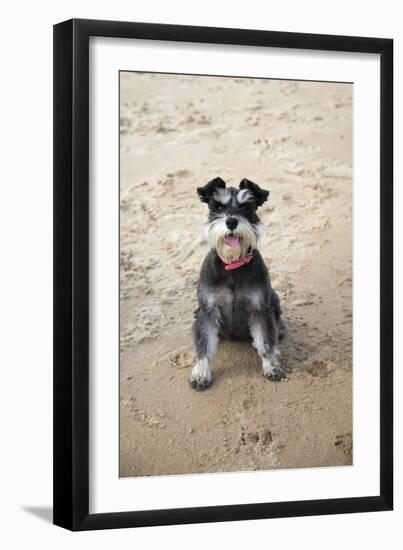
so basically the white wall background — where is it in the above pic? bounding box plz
[0,0,400,547]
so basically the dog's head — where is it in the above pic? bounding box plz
[197,177,269,261]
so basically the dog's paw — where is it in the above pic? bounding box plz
[262,363,287,382]
[189,365,213,390]
[189,376,213,390]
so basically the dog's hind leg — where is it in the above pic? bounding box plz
[249,310,286,381]
[271,290,287,342]
[190,309,219,390]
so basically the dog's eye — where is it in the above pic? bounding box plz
[214,202,224,211]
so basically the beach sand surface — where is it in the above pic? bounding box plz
[119,73,352,476]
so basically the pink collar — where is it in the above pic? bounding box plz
[217,252,253,271]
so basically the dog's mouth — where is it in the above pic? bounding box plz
[224,235,240,248]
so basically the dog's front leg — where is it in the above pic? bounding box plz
[249,311,286,381]
[190,309,219,390]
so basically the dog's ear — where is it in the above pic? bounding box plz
[197,177,226,204]
[239,178,269,207]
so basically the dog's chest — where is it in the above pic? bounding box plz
[201,285,264,337]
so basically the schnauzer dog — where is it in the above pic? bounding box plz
[190,177,286,390]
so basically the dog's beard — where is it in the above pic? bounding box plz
[203,215,262,261]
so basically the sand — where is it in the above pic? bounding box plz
[119,72,352,477]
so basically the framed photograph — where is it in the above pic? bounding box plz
[53,19,393,530]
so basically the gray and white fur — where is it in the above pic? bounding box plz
[190,177,286,390]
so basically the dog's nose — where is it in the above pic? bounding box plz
[226,217,238,231]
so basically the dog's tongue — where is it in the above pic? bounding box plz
[224,235,240,248]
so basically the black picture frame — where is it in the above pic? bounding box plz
[53,18,393,531]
